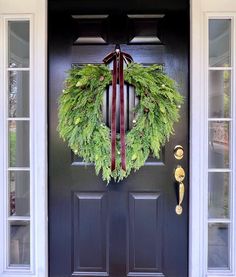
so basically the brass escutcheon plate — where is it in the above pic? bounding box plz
[176,205,183,215]
[174,166,185,183]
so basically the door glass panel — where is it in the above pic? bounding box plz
[9,120,30,167]
[9,171,30,216]
[209,19,231,67]
[8,71,29,118]
[208,70,231,118]
[208,121,230,168]
[9,221,30,266]
[8,21,29,68]
[208,172,229,219]
[208,223,229,269]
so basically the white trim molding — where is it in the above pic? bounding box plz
[1,0,236,277]
[0,1,47,277]
[0,13,5,277]
[190,1,236,276]
[190,1,206,276]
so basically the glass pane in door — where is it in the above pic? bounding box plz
[208,172,229,219]
[209,19,231,67]
[9,171,30,216]
[208,223,229,269]
[8,120,30,167]
[8,21,29,68]
[208,70,231,118]
[8,71,30,118]
[9,221,30,266]
[208,121,230,169]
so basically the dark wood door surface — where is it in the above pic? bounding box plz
[48,3,189,277]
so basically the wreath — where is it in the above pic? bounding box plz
[58,62,183,183]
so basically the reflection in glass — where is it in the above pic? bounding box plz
[8,21,29,68]
[209,19,231,67]
[8,71,29,118]
[208,121,229,168]
[9,171,30,216]
[9,121,30,167]
[9,221,30,266]
[208,71,230,118]
[208,223,229,269]
[208,172,229,219]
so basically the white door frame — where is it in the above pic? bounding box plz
[0,0,236,276]
[190,0,206,276]
[190,1,236,277]
[0,1,48,277]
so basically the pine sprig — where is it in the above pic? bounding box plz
[58,63,183,183]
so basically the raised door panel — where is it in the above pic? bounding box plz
[72,192,109,276]
[127,193,164,277]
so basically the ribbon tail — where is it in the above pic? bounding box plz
[111,58,117,171]
[119,54,126,171]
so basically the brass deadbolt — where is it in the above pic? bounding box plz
[174,145,184,160]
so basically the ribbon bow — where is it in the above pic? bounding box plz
[103,45,133,172]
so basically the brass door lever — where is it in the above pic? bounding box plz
[174,166,185,215]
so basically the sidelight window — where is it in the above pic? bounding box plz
[207,18,234,272]
[5,18,32,270]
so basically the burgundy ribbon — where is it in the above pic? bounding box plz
[103,47,133,171]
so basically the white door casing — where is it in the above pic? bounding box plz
[0,1,47,277]
[190,0,236,277]
[0,0,236,276]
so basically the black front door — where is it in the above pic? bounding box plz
[48,1,189,277]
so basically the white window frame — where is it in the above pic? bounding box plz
[206,15,235,276]
[4,15,33,273]
[190,1,236,276]
[0,1,47,277]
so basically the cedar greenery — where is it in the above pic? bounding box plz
[58,63,183,183]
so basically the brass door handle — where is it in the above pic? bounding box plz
[174,166,185,215]
[176,182,185,215]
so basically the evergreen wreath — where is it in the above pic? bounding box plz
[58,63,183,183]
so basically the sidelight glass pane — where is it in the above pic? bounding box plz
[208,121,230,168]
[8,21,29,68]
[9,120,30,167]
[6,19,31,271]
[208,223,229,269]
[9,171,30,216]
[8,71,29,118]
[209,19,231,67]
[208,172,229,219]
[9,221,30,266]
[208,70,231,118]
